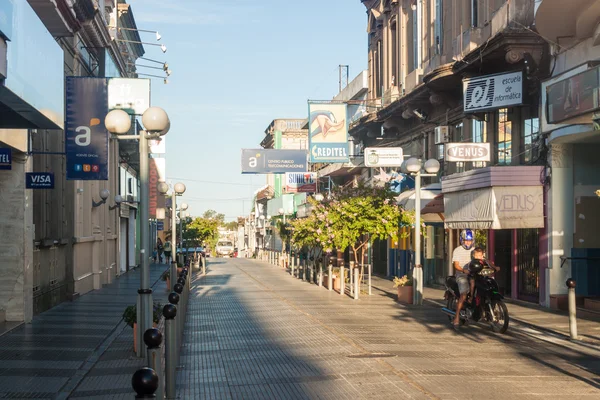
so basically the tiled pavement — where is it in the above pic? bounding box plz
[0,263,169,400]
[178,258,600,399]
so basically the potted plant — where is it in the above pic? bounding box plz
[161,270,170,291]
[393,275,413,304]
[122,302,163,351]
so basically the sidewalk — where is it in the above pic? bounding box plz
[0,263,169,399]
[367,274,600,346]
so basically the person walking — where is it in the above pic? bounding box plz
[157,238,164,263]
[163,239,172,264]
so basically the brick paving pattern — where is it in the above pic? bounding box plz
[178,258,600,399]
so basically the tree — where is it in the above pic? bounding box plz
[183,216,220,251]
[223,221,238,231]
[202,210,225,224]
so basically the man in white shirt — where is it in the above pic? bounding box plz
[452,229,475,328]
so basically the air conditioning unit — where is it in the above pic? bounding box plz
[434,126,450,144]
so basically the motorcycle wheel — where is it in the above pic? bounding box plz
[488,300,509,334]
[446,297,465,325]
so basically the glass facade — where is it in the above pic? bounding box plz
[105,49,122,78]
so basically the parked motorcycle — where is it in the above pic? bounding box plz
[442,259,510,333]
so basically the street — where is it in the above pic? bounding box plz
[178,258,600,399]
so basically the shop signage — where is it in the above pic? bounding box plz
[26,172,54,189]
[241,149,308,174]
[308,102,349,163]
[65,77,109,180]
[445,143,490,162]
[364,147,404,167]
[463,71,523,113]
[285,172,317,193]
[157,221,164,231]
[107,78,151,115]
[546,66,600,124]
[0,148,11,170]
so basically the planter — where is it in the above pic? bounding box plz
[397,286,413,304]
[323,275,341,291]
[177,267,183,275]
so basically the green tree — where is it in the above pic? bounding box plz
[183,216,220,251]
[223,221,238,231]
[202,210,225,224]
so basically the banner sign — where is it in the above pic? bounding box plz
[546,67,600,124]
[0,148,11,170]
[65,77,109,180]
[107,78,151,115]
[241,149,307,174]
[157,221,164,231]
[463,71,523,113]
[445,143,491,162]
[285,172,317,193]
[26,172,54,189]
[364,147,404,167]
[308,102,349,163]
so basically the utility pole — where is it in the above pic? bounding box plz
[339,65,349,92]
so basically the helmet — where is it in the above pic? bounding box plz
[460,229,474,250]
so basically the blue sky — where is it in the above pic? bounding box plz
[128,0,367,221]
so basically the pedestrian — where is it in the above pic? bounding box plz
[157,238,164,263]
[163,239,172,264]
[152,247,158,263]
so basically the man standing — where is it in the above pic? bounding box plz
[163,239,172,264]
[452,229,475,329]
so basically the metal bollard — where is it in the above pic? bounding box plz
[349,261,354,296]
[368,264,372,296]
[318,261,323,287]
[174,283,184,346]
[354,267,359,300]
[132,366,159,399]
[290,253,295,277]
[162,304,177,400]
[144,328,163,400]
[170,262,177,292]
[340,266,345,296]
[301,260,305,282]
[567,278,578,340]
[202,255,207,275]
[167,292,180,364]
[328,263,333,291]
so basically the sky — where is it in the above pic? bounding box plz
[127,0,368,221]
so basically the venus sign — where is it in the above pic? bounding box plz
[445,143,491,162]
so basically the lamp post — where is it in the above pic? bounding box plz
[403,157,441,306]
[158,182,186,291]
[178,205,189,265]
[105,107,170,357]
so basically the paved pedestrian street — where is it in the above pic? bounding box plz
[178,258,600,400]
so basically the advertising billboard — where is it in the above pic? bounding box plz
[308,102,349,163]
[241,149,308,174]
[285,172,317,193]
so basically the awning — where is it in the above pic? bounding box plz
[421,194,444,222]
[396,183,441,210]
[444,186,544,230]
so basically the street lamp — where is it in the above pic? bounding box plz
[158,181,186,289]
[403,157,440,305]
[105,106,170,358]
[314,193,324,202]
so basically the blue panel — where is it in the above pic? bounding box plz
[571,248,600,297]
[0,0,13,40]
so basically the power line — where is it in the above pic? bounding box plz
[167,177,265,187]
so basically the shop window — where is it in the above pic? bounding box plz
[497,108,512,165]
[523,108,539,164]
[472,116,488,168]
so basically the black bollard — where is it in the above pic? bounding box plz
[143,329,163,400]
[174,283,183,294]
[168,292,180,305]
[132,367,158,399]
[162,304,177,399]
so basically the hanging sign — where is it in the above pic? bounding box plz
[26,172,54,189]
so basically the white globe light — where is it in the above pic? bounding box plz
[424,159,441,174]
[259,215,265,220]
[100,189,110,200]
[142,107,169,132]
[157,182,169,194]
[159,119,170,136]
[314,193,324,202]
[114,195,123,204]
[405,158,422,173]
[278,208,284,215]
[180,203,189,211]
[105,109,131,134]
[174,182,186,194]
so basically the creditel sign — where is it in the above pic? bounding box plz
[445,143,491,162]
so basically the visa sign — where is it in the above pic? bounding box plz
[285,172,317,193]
[445,143,490,162]
[26,172,54,189]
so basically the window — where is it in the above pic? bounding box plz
[435,0,443,55]
[523,108,540,164]
[412,3,421,70]
[472,117,488,168]
[497,108,512,165]
[471,0,479,28]
[375,41,383,97]
[391,21,398,86]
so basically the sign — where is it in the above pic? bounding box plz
[26,172,54,189]
[241,149,308,174]
[546,67,600,124]
[65,77,109,180]
[107,78,151,115]
[285,172,317,193]
[445,143,491,162]
[364,147,404,167]
[444,186,543,230]
[308,102,349,163]
[0,148,11,170]
[150,137,165,154]
[157,221,164,231]
[463,71,523,113]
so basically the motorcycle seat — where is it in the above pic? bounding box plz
[446,275,457,287]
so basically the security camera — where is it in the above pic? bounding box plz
[413,109,427,121]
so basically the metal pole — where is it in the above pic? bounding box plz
[138,131,153,358]
[354,267,359,300]
[144,328,164,400]
[414,171,423,305]
[319,261,323,287]
[567,278,578,340]
[349,261,354,297]
[340,265,345,296]
[178,216,183,265]
[368,263,372,296]
[163,304,177,400]
[170,192,177,291]
[328,263,333,291]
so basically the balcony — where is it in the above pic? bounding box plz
[535,0,600,43]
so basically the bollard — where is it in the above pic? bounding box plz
[340,266,345,296]
[354,267,359,300]
[318,261,323,287]
[162,304,177,400]
[328,263,333,291]
[132,367,159,399]
[167,292,180,365]
[290,252,295,277]
[368,264,372,296]
[566,278,578,340]
[202,255,207,275]
[349,261,355,296]
[144,328,163,400]
[170,262,177,292]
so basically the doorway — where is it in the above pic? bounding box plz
[494,230,512,297]
[372,238,388,276]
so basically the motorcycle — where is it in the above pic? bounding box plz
[442,259,510,334]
